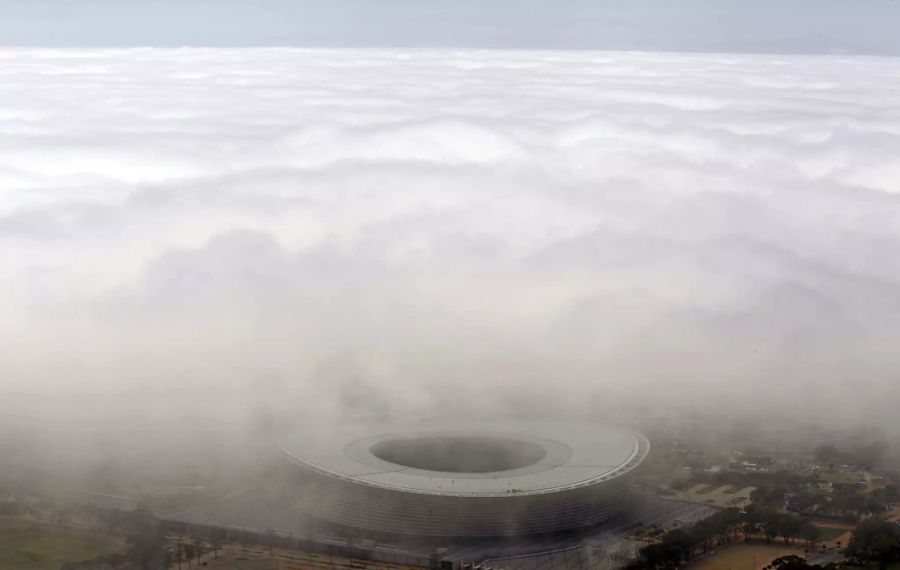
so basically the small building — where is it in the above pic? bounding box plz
[820,472,866,494]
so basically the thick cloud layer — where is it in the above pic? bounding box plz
[3,48,900,427]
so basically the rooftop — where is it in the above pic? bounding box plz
[279,419,647,497]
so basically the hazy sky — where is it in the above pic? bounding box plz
[4,0,900,54]
[4,48,900,428]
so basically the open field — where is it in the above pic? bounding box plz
[0,515,126,570]
[802,518,855,546]
[814,526,851,541]
[688,543,804,570]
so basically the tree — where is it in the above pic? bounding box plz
[742,517,760,541]
[762,554,846,570]
[174,544,184,570]
[814,445,840,465]
[765,555,815,570]
[193,537,203,564]
[692,508,740,552]
[846,519,900,566]
[753,509,781,543]
[126,518,165,570]
[867,494,889,514]
[885,484,899,503]
[661,528,696,562]
[852,441,889,469]
[752,486,788,509]
[776,514,806,545]
[631,507,765,569]
[799,523,823,548]
[639,543,673,569]
[631,528,700,569]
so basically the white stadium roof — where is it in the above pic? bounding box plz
[279,419,646,497]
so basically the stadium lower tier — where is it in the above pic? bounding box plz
[283,466,639,537]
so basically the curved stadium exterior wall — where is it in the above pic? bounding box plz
[279,420,649,537]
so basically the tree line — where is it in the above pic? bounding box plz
[627,506,824,569]
[761,519,900,570]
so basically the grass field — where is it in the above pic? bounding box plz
[814,526,851,541]
[688,543,805,570]
[0,515,126,570]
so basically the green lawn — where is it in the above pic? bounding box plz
[0,516,126,570]
[814,525,851,541]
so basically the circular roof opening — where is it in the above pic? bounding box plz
[370,436,548,473]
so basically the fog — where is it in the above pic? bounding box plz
[3,48,900,494]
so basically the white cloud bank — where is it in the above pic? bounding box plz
[3,48,900,427]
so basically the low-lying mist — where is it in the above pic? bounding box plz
[3,48,900,493]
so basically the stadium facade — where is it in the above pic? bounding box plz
[279,420,649,537]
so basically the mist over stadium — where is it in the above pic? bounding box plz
[3,19,900,569]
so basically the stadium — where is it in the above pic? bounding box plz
[279,419,650,537]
